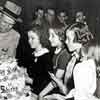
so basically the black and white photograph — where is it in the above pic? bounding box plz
[0,0,100,100]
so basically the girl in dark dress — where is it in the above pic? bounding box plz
[38,23,72,100]
[27,25,53,95]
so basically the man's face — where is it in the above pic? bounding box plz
[37,9,44,18]
[58,12,68,23]
[76,12,84,23]
[0,14,15,33]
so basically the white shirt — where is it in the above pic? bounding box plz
[73,59,97,100]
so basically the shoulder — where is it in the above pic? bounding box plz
[58,49,71,62]
[10,29,20,39]
[74,59,96,74]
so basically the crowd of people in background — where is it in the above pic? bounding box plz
[0,0,100,100]
[25,7,100,100]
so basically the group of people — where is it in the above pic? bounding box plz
[0,0,100,100]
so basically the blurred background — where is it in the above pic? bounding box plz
[0,0,100,39]
[0,0,99,39]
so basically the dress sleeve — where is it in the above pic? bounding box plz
[57,50,71,70]
[44,53,53,73]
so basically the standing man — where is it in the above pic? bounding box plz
[0,0,22,58]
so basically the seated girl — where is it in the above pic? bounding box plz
[38,23,72,99]
[44,24,99,100]
[27,25,53,96]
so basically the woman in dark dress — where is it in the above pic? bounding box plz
[27,25,53,95]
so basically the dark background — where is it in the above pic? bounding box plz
[0,0,100,39]
[0,0,100,46]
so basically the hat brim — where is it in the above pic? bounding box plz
[0,7,22,23]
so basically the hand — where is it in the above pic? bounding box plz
[38,95,45,100]
[25,77,33,84]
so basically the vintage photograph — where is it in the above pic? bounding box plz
[0,0,100,100]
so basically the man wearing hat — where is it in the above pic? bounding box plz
[0,0,22,58]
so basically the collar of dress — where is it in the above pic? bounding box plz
[33,48,49,57]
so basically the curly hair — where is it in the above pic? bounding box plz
[49,22,65,42]
[64,23,93,46]
[28,25,50,48]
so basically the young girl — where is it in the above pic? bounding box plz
[39,24,72,99]
[44,24,99,100]
[64,26,98,100]
[27,25,53,95]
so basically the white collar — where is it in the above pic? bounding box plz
[33,48,49,57]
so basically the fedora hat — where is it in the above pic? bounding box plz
[0,0,22,23]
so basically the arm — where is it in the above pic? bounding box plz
[39,69,66,97]
[49,70,67,95]
[64,55,77,84]
[39,82,55,97]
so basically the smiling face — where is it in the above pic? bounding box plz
[28,31,40,49]
[49,28,62,47]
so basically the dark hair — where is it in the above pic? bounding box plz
[28,25,50,48]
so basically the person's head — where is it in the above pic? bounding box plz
[0,0,22,33]
[65,24,82,52]
[28,25,50,50]
[76,11,85,23]
[0,14,15,32]
[58,11,68,24]
[35,7,44,18]
[45,8,55,22]
[48,24,65,48]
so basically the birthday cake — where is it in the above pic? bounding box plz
[0,57,33,100]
